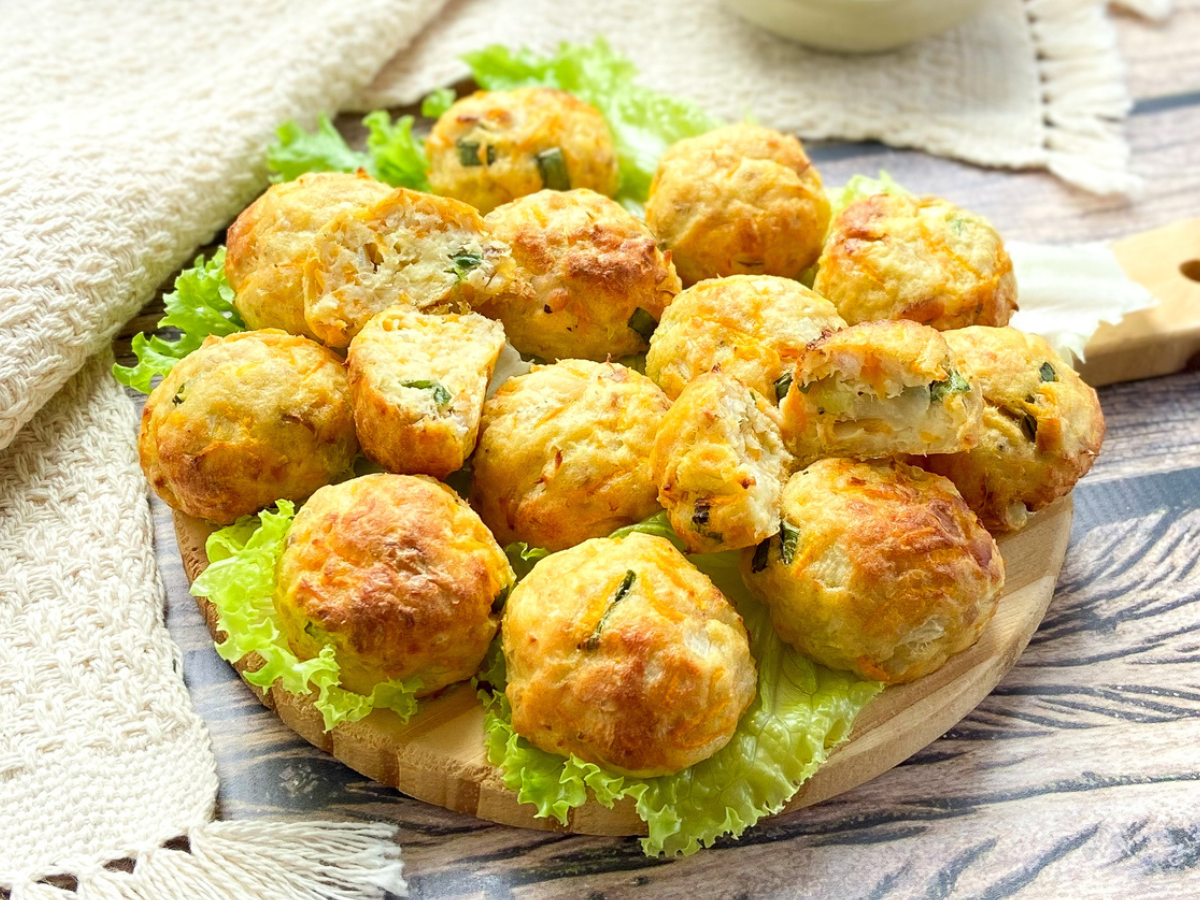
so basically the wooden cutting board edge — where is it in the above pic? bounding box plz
[176,493,1073,837]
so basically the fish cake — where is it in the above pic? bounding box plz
[645,274,845,400]
[651,373,793,553]
[780,319,983,466]
[504,532,757,776]
[274,474,513,697]
[742,458,1005,684]
[224,171,391,341]
[472,359,670,552]
[427,88,620,215]
[479,189,681,361]
[813,192,1017,330]
[644,123,830,286]
[347,305,507,478]
[915,327,1105,531]
[138,330,357,524]
[303,186,516,347]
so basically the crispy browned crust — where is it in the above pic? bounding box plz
[225,172,391,340]
[428,88,620,214]
[274,474,513,697]
[480,189,681,361]
[645,274,845,400]
[137,330,357,525]
[503,532,757,776]
[813,192,1017,330]
[471,360,670,552]
[741,458,1005,685]
[645,123,830,286]
[916,327,1105,532]
[651,372,793,553]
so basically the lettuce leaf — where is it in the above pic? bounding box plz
[480,514,882,856]
[113,248,242,393]
[267,112,430,191]
[363,110,431,192]
[192,502,421,731]
[462,38,723,207]
[826,170,911,220]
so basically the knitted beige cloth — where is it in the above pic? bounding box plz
[0,0,447,895]
[354,0,1164,197]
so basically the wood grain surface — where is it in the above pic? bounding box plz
[113,3,1200,897]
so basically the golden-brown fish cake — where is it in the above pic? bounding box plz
[644,123,830,286]
[347,305,507,478]
[303,186,517,348]
[741,458,1005,684]
[780,319,983,466]
[651,373,793,553]
[274,474,513,697]
[472,359,671,552]
[138,330,357,524]
[813,192,1017,330]
[504,532,757,776]
[479,189,681,361]
[914,327,1105,531]
[645,274,845,400]
[224,172,391,341]
[427,88,620,215]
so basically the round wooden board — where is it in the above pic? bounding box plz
[175,494,1073,836]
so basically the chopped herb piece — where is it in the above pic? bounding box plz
[1039,362,1057,382]
[421,87,456,119]
[457,139,488,167]
[929,369,970,402]
[751,539,771,573]
[448,250,485,280]
[1019,412,1039,443]
[535,147,570,190]
[583,570,636,651]
[780,521,801,565]
[798,381,812,394]
[172,383,187,406]
[627,307,657,342]
[492,583,511,614]
[999,405,1039,443]
[774,372,793,402]
[400,379,452,407]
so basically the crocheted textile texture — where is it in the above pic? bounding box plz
[354,0,1157,197]
[0,0,444,456]
[0,0,443,892]
[0,354,217,880]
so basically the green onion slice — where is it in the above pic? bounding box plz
[583,570,636,651]
[536,147,570,190]
[401,379,452,408]
[628,307,657,342]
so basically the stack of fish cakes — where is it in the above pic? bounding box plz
[137,91,1104,781]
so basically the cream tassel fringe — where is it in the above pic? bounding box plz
[1028,0,1144,197]
[8,821,406,900]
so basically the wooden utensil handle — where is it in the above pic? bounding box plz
[1078,218,1200,387]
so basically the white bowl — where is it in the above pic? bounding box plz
[723,0,993,53]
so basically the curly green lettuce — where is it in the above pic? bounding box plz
[192,502,421,731]
[826,170,911,219]
[267,111,430,191]
[463,38,723,207]
[478,513,882,856]
[112,248,243,393]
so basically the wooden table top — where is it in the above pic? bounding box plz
[116,5,1200,897]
